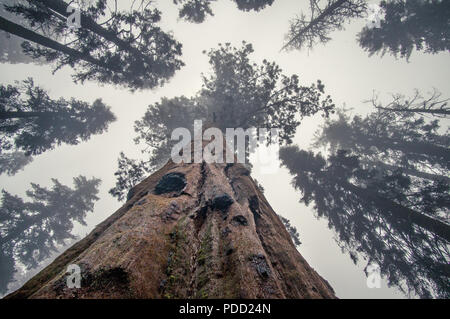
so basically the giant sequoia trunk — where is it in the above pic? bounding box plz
[6,153,335,299]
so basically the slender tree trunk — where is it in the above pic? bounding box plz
[33,0,148,62]
[0,111,56,120]
[0,16,117,72]
[336,178,450,242]
[362,159,450,183]
[6,158,336,299]
[369,136,450,165]
[283,151,450,242]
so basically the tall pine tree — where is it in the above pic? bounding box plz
[0,78,116,157]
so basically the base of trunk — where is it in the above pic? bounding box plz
[6,161,336,299]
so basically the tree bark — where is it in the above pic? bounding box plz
[6,159,336,299]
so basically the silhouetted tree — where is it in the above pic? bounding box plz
[358,0,450,60]
[302,99,450,298]
[283,0,367,51]
[201,43,334,138]
[0,78,116,156]
[174,0,274,23]
[174,0,215,23]
[0,151,33,176]
[233,0,274,12]
[110,42,335,200]
[0,0,184,90]
[280,146,450,298]
[0,175,101,294]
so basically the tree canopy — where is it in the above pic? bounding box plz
[0,175,101,294]
[174,0,275,23]
[0,0,184,90]
[0,151,33,176]
[0,78,116,157]
[200,43,334,135]
[358,0,450,60]
[110,42,335,200]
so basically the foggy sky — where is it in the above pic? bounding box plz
[1,0,449,298]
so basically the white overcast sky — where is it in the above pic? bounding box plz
[1,0,449,298]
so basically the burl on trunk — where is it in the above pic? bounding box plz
[6,158,336,299]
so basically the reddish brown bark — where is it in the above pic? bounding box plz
[6,149,335,299]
